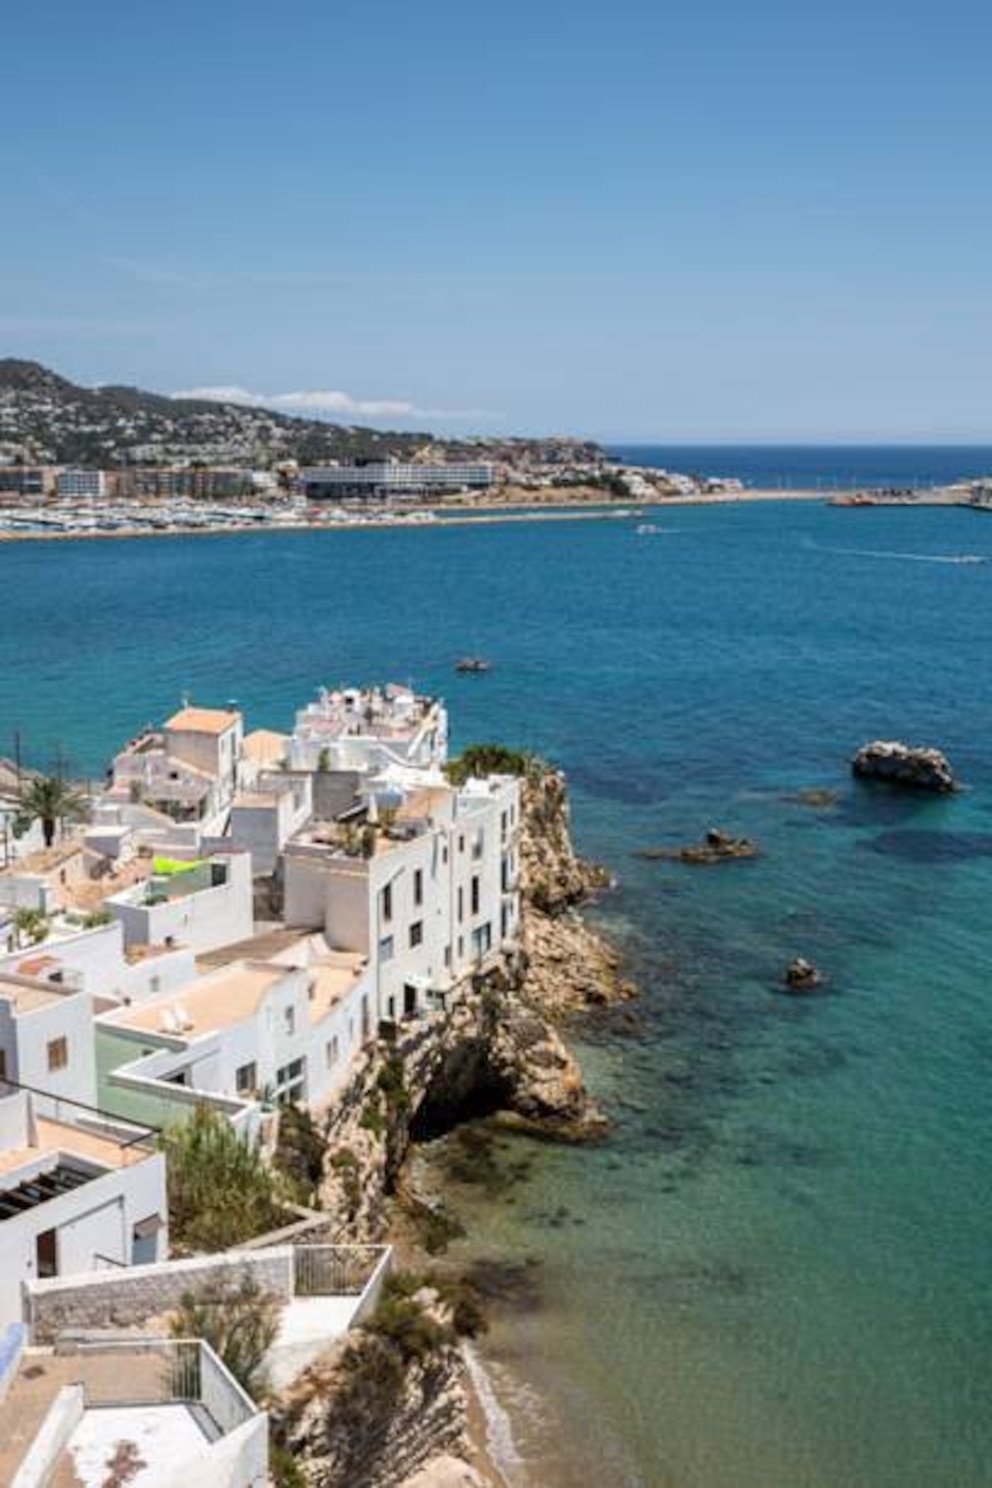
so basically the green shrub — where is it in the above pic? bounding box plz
[169,1269,278,1397]
[161,1105,285,1252]
[446,744,542,786]
[273,1103,326,1206]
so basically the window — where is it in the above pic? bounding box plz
[47,1037,68,1072]
[414,868,423,907]
[457,886,464,922]
[472,831,484,860]
[325,1036,340,1069]
[458,835,465,854]
[275,1057,306,1104]
[284,1005,296,1036]
[444,944,452,968]
[379,935,395,963]
[409,920,423,948]
[0,1048,7,1082]
[235,1061,257,1094]
[471,875,480,915]
[501,810,508,840]
[457,936,464,959]
[382,882,393,922]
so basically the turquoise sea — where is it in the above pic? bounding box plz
[2,501,991,1487]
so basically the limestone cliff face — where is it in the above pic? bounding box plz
[282,1289,474,1488]
[518,767,609,913]
[282,766,631,1484]
[310,765,628,1241]
[517,767,635,1016]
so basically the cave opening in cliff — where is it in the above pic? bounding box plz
[408,1040,514,1142]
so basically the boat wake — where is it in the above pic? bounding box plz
[804,539,988,566]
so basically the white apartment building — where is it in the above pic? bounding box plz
[105,705,244,834]
[0,973,97,1113]
[55,468,109,500]
[0,1087,167,1329]
[289,683,448,777]
[301,461,494,499]
[283,773,521,1024]
[106,848,254,957]
[97,951,374,1133]
[229,770,312,877]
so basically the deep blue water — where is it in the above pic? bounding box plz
[610,443,992,490]
[2,504,991,1488]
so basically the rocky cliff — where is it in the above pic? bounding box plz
[276,764,630,1486]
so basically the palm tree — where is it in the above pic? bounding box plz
[19,776,87,848]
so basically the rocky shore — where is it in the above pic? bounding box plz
[278,763,632,1487]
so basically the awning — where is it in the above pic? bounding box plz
[132,1213,165,1239]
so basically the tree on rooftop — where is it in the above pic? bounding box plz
[161,1104,285,1253]
[18,775,87,848]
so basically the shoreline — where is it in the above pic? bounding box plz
[0,485,972,547]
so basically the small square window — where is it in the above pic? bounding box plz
[409,920,423,948]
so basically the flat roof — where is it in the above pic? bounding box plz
[164,706,240,736]
[0,974,73,1015]
[307,954,366,1024]
[242,728,289,764]
[0,1117,133,1178]
[105,960,292,1039]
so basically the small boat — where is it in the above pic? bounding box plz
[636,523,662,535]
[455,657,492,674]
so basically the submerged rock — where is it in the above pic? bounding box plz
[791,788,840,809]
[637,827,759,864]
[782,957,825,994]
[852,741,957,793]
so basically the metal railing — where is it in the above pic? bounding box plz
[65,1338,258,1436]
[0,1075,159,1166]
[292,1243,388,1298]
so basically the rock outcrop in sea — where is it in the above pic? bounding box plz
[852,741,957,793]
[783,957,825,994]
[277,762,631,1486]
[636,827,759,864]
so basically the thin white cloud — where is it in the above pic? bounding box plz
[171,384,497,422]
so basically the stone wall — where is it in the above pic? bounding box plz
[26,1248,294,1345]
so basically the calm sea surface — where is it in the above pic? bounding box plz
[610,443,992,490]
[2,502,991,1488]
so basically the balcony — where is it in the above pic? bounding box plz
[0,1336,266,1488]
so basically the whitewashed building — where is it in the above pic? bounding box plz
[97,948,374,1132]
[0,1087,167,1329]
[106,848,254,957]
[283,773,521,1024]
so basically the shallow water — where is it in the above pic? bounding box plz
[2,502,991,1487]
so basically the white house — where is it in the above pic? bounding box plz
[163,705,243,804]
[283,774,521,1024]
[106,848,254,957]
[0,1087,167,1329]
[97,949,374,1132]
[289,684,448,776]
[0,973,97,1113]
[0,916,197,1010]
[228,771,312,877]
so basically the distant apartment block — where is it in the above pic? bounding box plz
[115,465,256,500]
[55,468,109,500]
[0,465,56,499]
[301,460,494,499]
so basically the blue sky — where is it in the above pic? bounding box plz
[2,0,991,440]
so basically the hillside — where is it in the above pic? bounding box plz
[0,360,432,468]
[0,360,605,470]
